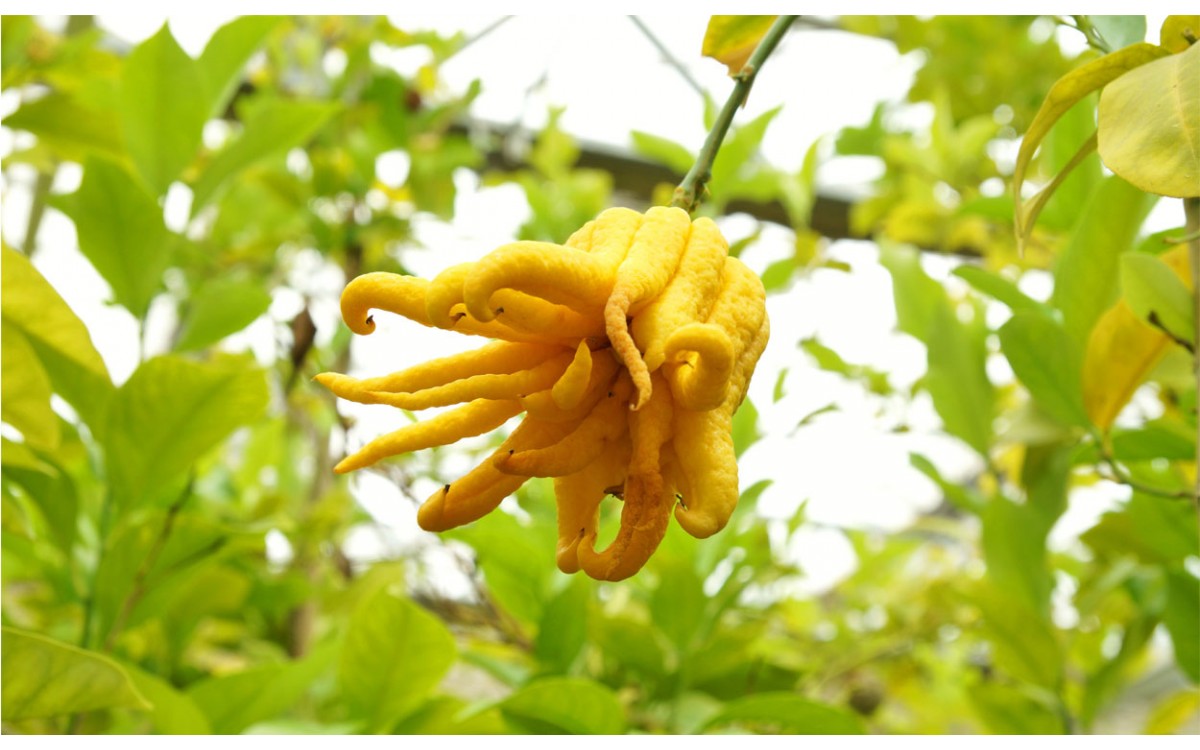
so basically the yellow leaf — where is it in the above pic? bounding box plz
[1098,41,1200,198]
[1083,246,1192,429]
[702,15,777,76]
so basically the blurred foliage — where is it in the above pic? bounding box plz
[1,14,1198,736]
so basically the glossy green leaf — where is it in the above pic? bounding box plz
[702,15,778,75]
[1013,42,1169,238]
[702,693,866,734]
[2,92,124,161]
[629,130,694,174]
[103,355,268,510]
[998,312,1090,427]
[187,646,331,734]
[972,585,1062,688]
[120,24,208,195]
[1099,41,1200,198]
[1051,176,1156,347]
[982,496,1054,618]
[1090,16,1147,50]
[1082,494,1199,565]
[952,265,1050,316]
[650,559,708,653]
[731,396,761,457]
[123,663,212,734]
[534,577,589,672]
[879,243,947,342]
[1,627,149,721]
[0,245,112,428]
[449,510,553,625]
[198,16,283,120]
[969,682,1064,734]
[339,588,457,732]
[4,456,79,555]
[174,277,273,352]
[926,301,994,455]
[1121,253,1196,346]
[1164,570,1200,683]
[53,157,171,318]
[0,321,58,450]
[191,98,341,213]
[500,677,625,734]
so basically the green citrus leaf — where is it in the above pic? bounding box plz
[702,693,866,734]
[1121,253,1196,346]
[998,312,1091,428]
[500,677,625,734]
[1,627,150,721]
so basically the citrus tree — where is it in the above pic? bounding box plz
[1,14,1197,735]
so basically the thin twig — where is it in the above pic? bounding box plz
[448,15,513,61]
[1097,443,1194,502]
[628,16,706,100]
[102,477,195,651]
[1185,196,1200,511]
[1062,15,1112,54]
[671,15,798,213]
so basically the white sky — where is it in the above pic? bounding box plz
[2,14,1158,595]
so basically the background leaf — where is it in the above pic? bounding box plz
[702,693,866,734]
[1,627,149,721]
[500,677,625,734]
[338,588,457,732]
[702,16,778,75]
[103,355,268,510]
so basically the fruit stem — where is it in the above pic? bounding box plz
[671,15,798,213]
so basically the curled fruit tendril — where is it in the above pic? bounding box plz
[317,206,769,581]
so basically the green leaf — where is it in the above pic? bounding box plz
[982,496,1054,618]
[0,321,58,450]
[1082,493,1199,565]
[4,456,79,555]
[1090,16,1147,50]
[731,396,761,458]
[174,277,272,352]
[191,98,341,213]
[650,559,708,653]
[187,646,332,734]
[103,355,268,510]
[926,301,994,455]
[1164,570,1200,683]
[53,157,171,318]
[534,577,589,673]
[702,15,778,75]
[1121,253,1196,346]
[951,265,1049,316]
[1099,39,1200,197]
[1013,42,1170,237]
[1051,176,1156,347]
[969,682,1064,734]
[1144,689,1200,734]
[998,312,1091,427]
[500,677,625,734]
[448,510,553,625]
[629,130,693,175]
[972,585,1063,688]
[122,662,212,734]
[197,16,283,120]
[0,245,112,428]
[702,693,866,734]
[1,627,149,721]
[2,92,124,161]
[879,243,947,342]
[339,588,457,732]
[120,24,208,195]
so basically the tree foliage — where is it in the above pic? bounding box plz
[1,14,1197,735]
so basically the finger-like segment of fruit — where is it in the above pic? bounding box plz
[425,264,474,329]
[551,342,594,410]
[492,290,605,340]
[554,434,631,574]
[341,272,432,334]
[463,242,613,322]
[631,217,729,372]
[578,373,675,581]
[564,217,597,250]
[317,341,563,401]
[498,374,632,477]
[334,398,522,474]
[673,315,769,538]
[604,206,693,410]
[341,271,552,343]
[339,352,574,410]
[662,323,735,412]
[417,416,579,532]
[521,350,620,422]
[580,207,643,265]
